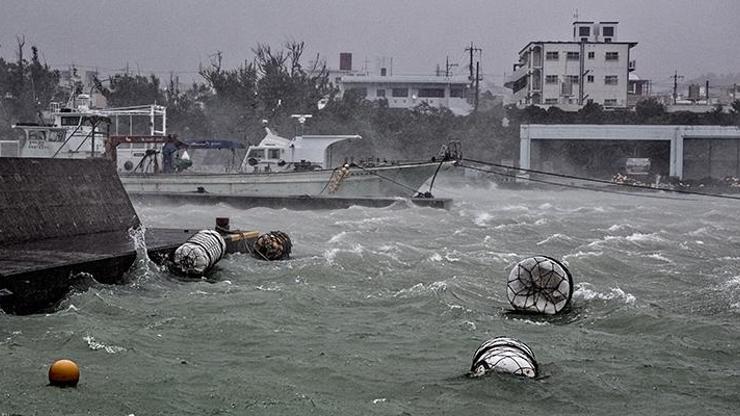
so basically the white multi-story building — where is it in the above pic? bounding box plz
[506,21,637,109]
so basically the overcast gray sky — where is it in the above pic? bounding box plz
[1,0,738,89]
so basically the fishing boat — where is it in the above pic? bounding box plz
[116,125,456,198]
[6,99,456,198]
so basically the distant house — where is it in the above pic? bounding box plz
[627,73,651,107]
[505,21,638,110]
[329,53,472,115]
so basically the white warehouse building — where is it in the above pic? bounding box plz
[505,21,637,109]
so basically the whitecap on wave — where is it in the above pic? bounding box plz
[83,335,126,354]
[473,212,494,226]
[393,281,447,298]
[536,233,575,246]
[644,253,673,263]
[573,283,636,305]
[323,244,365,264]
[563,250,603,260]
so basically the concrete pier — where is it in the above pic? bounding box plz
[0,158,194,313]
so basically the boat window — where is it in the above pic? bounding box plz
[248,148,265,158]
[49,130,66,142]
[28,130,46,141]
[61,116,81,126]
[268,149,281,159]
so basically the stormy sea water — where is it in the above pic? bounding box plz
[2,178,740,415]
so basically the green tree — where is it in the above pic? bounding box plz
[635,98,666,123]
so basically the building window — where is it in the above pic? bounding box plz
[579,26,590,37]
[348,87,367,97]
[566,75,579,83]
[604,99,618,106]
[566,52,580,61]
[418,88,445,98]
[605,75,618,85]
[450,87,464,98]
[268,149,281,159]
[377,89,386,97]
[602,26,615,37]
[604,38,612,43]
[606,52,619,61]
[392,88,408,97]
[544,98,559,104]
[546,51,559,60]
[587,75,594,83]
[588,51,595,59]
[545,75,559,84]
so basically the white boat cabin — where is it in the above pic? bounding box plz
[240,128,361,173]
[8,95,167,173]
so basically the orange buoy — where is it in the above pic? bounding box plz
[48,359,80,387]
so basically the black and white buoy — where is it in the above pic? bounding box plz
[172,230,226,275]
[470,336,538,378]
[507,256,573,315]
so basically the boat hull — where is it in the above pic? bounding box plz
[119,161,449,198]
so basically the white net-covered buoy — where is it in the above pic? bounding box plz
[172,230,226,275]
[470,336,538,378]
[507,256,573,315]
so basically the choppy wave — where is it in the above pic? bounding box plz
[83,335,126,354]
[573,283,637,305]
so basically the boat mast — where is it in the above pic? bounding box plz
[290,114,312,137]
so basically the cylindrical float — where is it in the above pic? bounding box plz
[172,230,226,275]
[506,256,573,315]
[470,336,537,378]
[253,231,292,260]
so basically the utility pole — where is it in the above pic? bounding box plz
[475,61,480,111]
[672,70,684,105]
[445,56,458,77]
[465,42,483,111]
[465,42,482,84]
[705,80,710,105]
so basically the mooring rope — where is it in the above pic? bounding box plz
[462,158,740,201]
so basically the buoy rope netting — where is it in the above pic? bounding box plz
[471,336,538,378]
[507,256,574,315]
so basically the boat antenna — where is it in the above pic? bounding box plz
[290,114,312,136]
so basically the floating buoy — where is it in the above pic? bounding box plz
[49,359,80,387]
[253,231,292,260]
[470,336,537,378]
[507,256,573,315]
[172,230,226,275]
